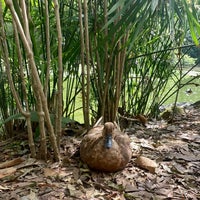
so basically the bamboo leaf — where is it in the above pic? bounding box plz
[189,20,199,45]
[102,0,135,30]
[107,0,125,16]
[1,113,23,125]
[151,0,159,13]
[183,0,200,45]
[191,15,200,37]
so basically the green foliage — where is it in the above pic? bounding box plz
[0,111,74,130]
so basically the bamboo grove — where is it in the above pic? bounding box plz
[0,0,200,160]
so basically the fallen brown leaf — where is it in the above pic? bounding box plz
[0,157,24,169]
[135,156,157,173]
[44,168,58,177]
[0,167,16,179]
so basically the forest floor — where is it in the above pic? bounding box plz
[0,103,200,200]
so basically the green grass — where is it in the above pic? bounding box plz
[72,96,84,123]
[163,70,200,105]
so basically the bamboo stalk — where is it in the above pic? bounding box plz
[0,2,36,157]
[53,0,63,148]
[5,0,60,161]
[13,20,37,158]
[93,1,103,106]
[114,33,129,120]
[101,0,109,122]
[78,0,87,126]
[83,0,90,128]
[44,0,51,97]
[20,0,47,160]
